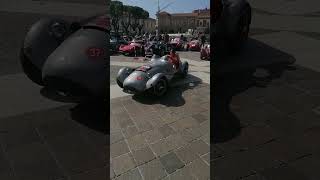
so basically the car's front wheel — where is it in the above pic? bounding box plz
[153,78,168,96]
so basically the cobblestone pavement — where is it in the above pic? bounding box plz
[110,83,210,180]
[0,1,107,180]
[213,0,320,179]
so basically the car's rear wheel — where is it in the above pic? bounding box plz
[153,78,167,96]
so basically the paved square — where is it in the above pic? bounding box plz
[110,52,210,179]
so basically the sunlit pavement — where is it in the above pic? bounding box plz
[0,1,107,180]
[213,0,320,179]
[110,53,210,179]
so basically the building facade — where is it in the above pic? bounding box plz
[158,8,210,34]
[111,17,156,34]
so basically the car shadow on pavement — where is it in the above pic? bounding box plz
[212,38,297,143]
[132,75,202,107]
[69,100,107,134]
[40,88,107,134]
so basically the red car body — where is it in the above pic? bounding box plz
[187,40,201,51]
[119,41,144,56]
[169,37,185,50]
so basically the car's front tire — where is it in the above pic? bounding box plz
[153,78,168,96]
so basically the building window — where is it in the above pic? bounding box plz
[197,20,199,26]
[203,20,206,27]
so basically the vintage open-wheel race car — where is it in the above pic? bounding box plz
[116,54,189,96]
[20,14,109,101]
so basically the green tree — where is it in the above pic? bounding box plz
[120,5,133,35]
[137,10,149,35]
[110,1,124,35]
[131,6,149,35]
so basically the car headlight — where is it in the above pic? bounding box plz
[50,22,67,39]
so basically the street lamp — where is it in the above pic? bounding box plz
[156,0,160,38]
[155,0,175,38]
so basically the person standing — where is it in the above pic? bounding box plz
[201,33,206,47]
[164,32,169,43]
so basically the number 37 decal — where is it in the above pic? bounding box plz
[86,47,105,58]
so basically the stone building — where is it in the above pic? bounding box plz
[158,8,210,34]
[142,18,156,33]
[111,17,156,34]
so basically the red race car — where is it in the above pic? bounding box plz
[169,37,185,51]
[119,39,144,56]
[200,44,210,60]
[187,40,201,51]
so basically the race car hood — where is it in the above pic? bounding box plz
[42,28,107,96]
[119,44,135,51]
[189,40,199,45]
[123,71,149,92]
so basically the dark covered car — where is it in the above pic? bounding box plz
[20,14,109,100]
[116,55,189,96]
[213,0,252,57]
[110,35,128,54]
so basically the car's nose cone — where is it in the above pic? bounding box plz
[42,28,107,97]
[123,72,148,93]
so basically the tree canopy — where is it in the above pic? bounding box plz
[110,1,150,35]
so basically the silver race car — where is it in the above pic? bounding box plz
[20,14,109,100]
[116,55,189,96]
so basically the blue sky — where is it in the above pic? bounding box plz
[115,0,210,19]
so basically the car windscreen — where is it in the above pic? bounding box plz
[136,65,152,72]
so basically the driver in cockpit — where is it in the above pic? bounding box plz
[168,49,180,70]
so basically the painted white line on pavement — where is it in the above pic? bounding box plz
[252,14,320,33]
[110,61,143,67]
[110,59,210,72]
[248,0,320,15]
[189,72,210,84]
[253,31,320,73]
[0,0,105,17]
[0,73,67,119]
[110,84,131,99]
[180,58,210,67]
